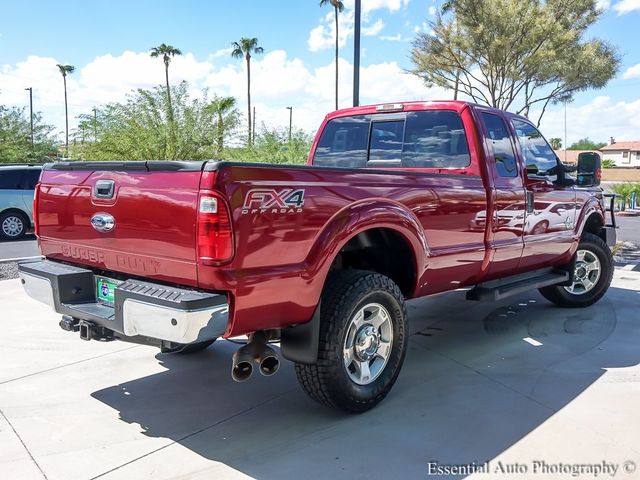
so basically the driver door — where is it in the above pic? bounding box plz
[509,118,577,270]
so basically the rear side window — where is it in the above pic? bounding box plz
[481,113,518,177]
[0,170,26,190]
[313,110,470,169]
[313,115,369,168]
[402,111,470,168]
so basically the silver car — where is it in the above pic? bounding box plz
[0,165,42,240]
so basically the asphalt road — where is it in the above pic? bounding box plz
[1,270,639,480]
[0,235,40,261]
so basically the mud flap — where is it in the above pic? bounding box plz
[280,302,321,365]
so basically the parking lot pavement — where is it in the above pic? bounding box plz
[0,236,40,261]
[1,270,639,480]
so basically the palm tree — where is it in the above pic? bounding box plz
[231,37,264,145]
[149,43,182,118]
[320,0,345,110]
[56,64,75,156]
[207,96,240,155]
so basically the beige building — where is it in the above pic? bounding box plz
[600,141,640,167]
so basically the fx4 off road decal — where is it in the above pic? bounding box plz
[242,188,305,214]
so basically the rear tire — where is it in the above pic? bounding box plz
[539,233,613,308]
[295,270,408,413]
[161,339,216,354]
[0,211,28,240]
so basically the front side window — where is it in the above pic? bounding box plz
[511,119,559,181]
[313,115,370,168]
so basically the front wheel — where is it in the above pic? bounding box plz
[539,232,613,308]
[295,270,408,413]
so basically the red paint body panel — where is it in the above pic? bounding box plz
[35,101,606,339]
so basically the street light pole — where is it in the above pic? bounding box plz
[353,0,361,107]
[286,106,293,143]
[25,87,34,147]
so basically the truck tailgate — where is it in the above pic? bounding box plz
[37,161,205,287]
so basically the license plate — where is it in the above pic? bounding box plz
[95,276,120,305]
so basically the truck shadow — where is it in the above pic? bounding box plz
[91,284,639,479]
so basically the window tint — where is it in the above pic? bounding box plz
[313,115,369,168]
[0,170,26,190]
[369,121,404,165]
[25,170,41,190]
[481,113,517,177]
[512,119,559,180]
[402,111,470,168]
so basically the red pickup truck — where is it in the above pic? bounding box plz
[19,101,616,412]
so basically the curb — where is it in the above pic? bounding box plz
[0,255,44,264]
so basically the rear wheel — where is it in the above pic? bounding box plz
[0,211,28,240]
[295,270,408,413]
[539,233,613,308]
[161,339,216,354]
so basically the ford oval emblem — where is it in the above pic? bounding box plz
[91,213,115,233]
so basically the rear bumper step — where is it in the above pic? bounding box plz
[466,268,570,302]
[18,259,229,344]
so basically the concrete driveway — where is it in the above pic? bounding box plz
[1,270,639,480]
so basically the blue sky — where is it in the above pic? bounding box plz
[2,0,640,145]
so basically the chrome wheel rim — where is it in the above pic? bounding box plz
[343,302,393,385]
[564,249,601,295]
[2,216,24,238]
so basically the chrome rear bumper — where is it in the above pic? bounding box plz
[18,259,228,344]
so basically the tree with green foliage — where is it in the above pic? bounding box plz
[0,105,57,162]
[75,83,222,161]
[56,63,75,156]
[149,43,182,119]
[206,96,240,156]
[549,137,562,150]
[568,137,607,150]
[411,0,620,125]
[225,127,311,165]
[231,37,264,145]
[320,0,345,110]
[610,183,638,211]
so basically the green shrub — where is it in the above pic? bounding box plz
[602,159,615,168]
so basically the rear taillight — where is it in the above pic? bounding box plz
[33,183,40,237]
[197,192,234,265]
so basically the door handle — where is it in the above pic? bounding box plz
[526,191,534,213]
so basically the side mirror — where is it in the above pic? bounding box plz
[576,152,601,187]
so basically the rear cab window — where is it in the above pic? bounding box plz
[312,110,471,171]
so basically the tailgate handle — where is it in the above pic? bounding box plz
[94,180,115,199]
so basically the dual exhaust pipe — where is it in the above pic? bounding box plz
[231,331,280,382]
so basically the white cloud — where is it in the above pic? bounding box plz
[596,0,611,9]
[537,96,640,146]
[0,49,446,139]
[428,5,438,15]
[614,0,640,14]
[208,48,234,60]
[622,63,640,79]
[307,0,411,52]
[363,19,385,36]
[380,33,404,41]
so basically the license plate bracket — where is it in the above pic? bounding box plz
[95,276,120,306]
